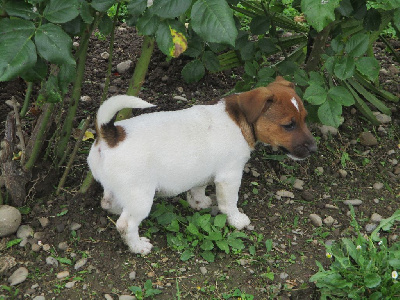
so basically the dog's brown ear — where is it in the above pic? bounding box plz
[237,87,274,123]
[274,76,295,89]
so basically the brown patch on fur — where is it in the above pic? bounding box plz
[99,120,127,148]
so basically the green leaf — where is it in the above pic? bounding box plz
[345,32,369,57]
[328,86,354,106]
[363,8,381,31]
[334,56,355,80]
[388,258,400,269]
[4,0,40,20]
[128,286,142,294]
[91,0,115,12]
[191,0,237,46]
[197,214,211,230]
[206,231,223,241]
[6,239,22,249]
[98,14,113,36]
[127,0,148,15]
[80,1,94,24]
[318,100,342,127]
[258,38,279,54]
[213,214,227,228]
[43,0,79,23]
[152,0,192,18]
[364,273,381,288]
[277,61,298,76]
[182,60,205,83]
[180,249,194,261]
[228,237,245,250]
[301,0,340,32]
[202,51,220,72]
[216,240,230,253]
[249,15,271,35]
[304,83,327,105]
[35,23,75,66]
[166,219,180,232]
[187,223,200,236]
[201,250,215,262]
[265,239,273,252]
[0,18,37,81]
[136,10,160,36]
[355,57,379,82]
[201,239,214,251]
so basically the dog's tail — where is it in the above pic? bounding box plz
[96,95,155,146]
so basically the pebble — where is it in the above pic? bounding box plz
[293,179,304,190]
[325,204,339,210]
[74,258,87,270]
[70,222,82,231]
[129,271,136,280]
[323,216,335,227]
[0,205,22,237]
[365,223,377,232]
[301,190,315,201]
[309,214,322,227]
[200,266,207,275]
[100,52,109,59]
[338,169,347,178]
[319,125,338,136]
[373,182,384,190]
[46,256,59,267]
[33,296,45,300]
[370,213,383,223]
[31,244,41,252]
[315,167,324,175]
[119,295,135,300]
[16,225,34,239]
[0,255,17,274]
[65,281,75,288]
[80,95,92,102]
[58,241,69,251]
[105,294,113,300]
[251,170,260,177]
[116,60,132,74]
[42,244,51,251]
[280,272,289,279]
[8,267,29,286]
[276,190,295,199]
[173,95,188,102]
[38,217,49,228]
[56,270,69,279]
[375,113,391,124]
[34,231,45,240]
[343,199,363,206]
[359,132,378,146]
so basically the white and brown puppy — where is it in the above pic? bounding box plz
[88,76,317,255]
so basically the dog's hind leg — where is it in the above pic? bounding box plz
[101,190,122,215]
[187,185,212,210]
[215,175,250,230]
[116,191,154,255]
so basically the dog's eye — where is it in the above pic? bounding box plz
[282,121,296,131]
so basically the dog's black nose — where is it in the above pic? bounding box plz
[306,141,317,155]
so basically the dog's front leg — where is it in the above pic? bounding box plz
[215,174,250,230]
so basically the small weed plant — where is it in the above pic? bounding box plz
[128,280,161,299]
[310,208,400,299]
[148,201,248,262]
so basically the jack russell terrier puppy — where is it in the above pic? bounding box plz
[88,76,317,255]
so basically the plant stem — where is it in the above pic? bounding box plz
[305,23,335,72]
[20,82,33,117]
[116,35,155,121]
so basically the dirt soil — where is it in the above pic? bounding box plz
[1,24,399,300]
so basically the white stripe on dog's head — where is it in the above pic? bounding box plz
[291,97,299,112]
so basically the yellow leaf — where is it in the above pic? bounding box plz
[12,151,22,160]
[169,27,187,58]
[82,131,94,141]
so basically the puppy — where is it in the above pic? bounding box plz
[88,76,317,255]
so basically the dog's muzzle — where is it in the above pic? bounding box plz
[280,138,317,160]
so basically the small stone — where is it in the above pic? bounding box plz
[161,75,169,82]
[119,296,135,300]
[58,242,69,251]
[365,223,377,233]
[100,52,109,59]
[16,225,33,239]
[370,213,383,223]
[74,258,87,270]
[116,60,132,74]
[200,266,207,275]
[105,294,113,300]
[65,281,75,288]
[387,149,396,155]
[57,270,69,279]
[31,243,41,252]
[42,244,51,251]
[8,267,29,286]
[246,224,255,231]
[343,199,363,206]
[173,95,188,102]
[280,272,289,279]
[315,167,324,175]
[375,113,391,124]
[0,205,22,237]
[34,231,45,239]
[359,132,378,146]
[309,214,323,227]
[323,216,335,227]
[251,170,260,177]
[389,234,398,242]
[301,190,315,202]
[177,86,184,93]
[46,256,59,267]
[338,169,347,178]
[0,255,17,274]
[388,64,399,75]
[293,179,304,190]
[129,271,136,280]
[325,204,339,210]
[38,217,49,228]
[33,296,45,300]
[70,222,81,231]
[80,95,92,102]
[319,125,338,136]
[56,223,65,233]
[276,190,295,199]
[373,182,384,190]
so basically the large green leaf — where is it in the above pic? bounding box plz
[151,0,192,18]
[318,100,342,127]
[43,0,79,23]
[155,22,174,56]
[21,57,48,82]
[4,0,40,20]
[345,32,369,57]
[136,10,160,35]
[328,86,354,106]
[301,0,340,32]
[303,83,327,105]
[80,1,94,24]
[334,56,355,80]
[35,23,75,66]
[0,19,37,81]
[249,15,271,35]
[191,0,237,46]
[202,51,220,72]
[127,0,148,15]
[364,273,381,288]
[182,60,205,83]
[91,0,115,12]
[355,57,379,82]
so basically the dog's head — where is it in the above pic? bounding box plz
[225,76,317,160]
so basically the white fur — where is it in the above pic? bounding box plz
[291,97,299,112]
[88,97,252,255]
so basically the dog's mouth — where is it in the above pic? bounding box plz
[278,145,316,161]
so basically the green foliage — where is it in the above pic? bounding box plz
[310,208,400,299]
[128,280,162,299]
[148,201,249,262]
[222,288,254,299]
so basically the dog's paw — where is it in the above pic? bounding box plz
[128,237,153,255]
[227,212,251,230]
[187,192,212,210]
